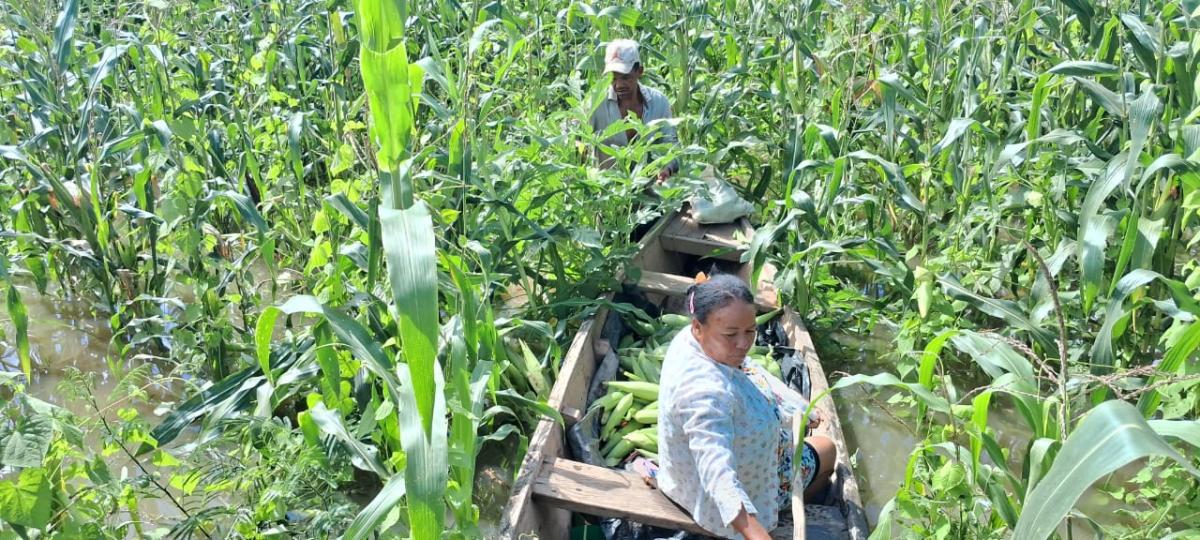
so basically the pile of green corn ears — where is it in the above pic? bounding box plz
[591,312,783,467]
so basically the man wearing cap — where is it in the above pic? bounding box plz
[590,39,679,182]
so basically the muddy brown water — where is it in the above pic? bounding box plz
[0,284,199,528]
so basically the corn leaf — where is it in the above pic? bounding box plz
[1148,419,1200,450]
[832,372,949,413]
[1091,270,1200,372]
[939,275,1055,349]
[1048,61,1118,76]
[266,295,402,395]
[360,43,415,172]
[307,402,389,477]
[380,202,439,435]
[51,0,78,72]
[847,150,925,215]
[1072,77,1124,117]
[1014,400,1200,540]
[1079,155,1129,312]
[1138,321,1200,416]
[5,282,31,382]
[342,474,406,540]
[1124,90,1161,190]
[396,362,448,539]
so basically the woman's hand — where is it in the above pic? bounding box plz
[806,407,823,430]
[730,507,771,540]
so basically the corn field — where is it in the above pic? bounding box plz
[0,0,1198,538]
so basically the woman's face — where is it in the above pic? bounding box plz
[692,300,757,367]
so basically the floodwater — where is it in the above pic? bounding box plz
[827,329,1141,537]
[0,284,175,418]
[0,284,191,528]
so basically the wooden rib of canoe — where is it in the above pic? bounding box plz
[500,210,870,540]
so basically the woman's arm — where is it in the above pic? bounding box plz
[731,507,772,540]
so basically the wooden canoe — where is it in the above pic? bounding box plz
[500,210,869,539]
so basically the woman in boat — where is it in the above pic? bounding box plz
[656,274,836,540]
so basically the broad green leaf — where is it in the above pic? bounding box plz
[360,43,415,171]
[970,391,992,484]
[1138,321,1200,416]
[1148,419,1200,450]
[598,6,641,26]
[1025,438,1061,496]
[150,339,311,450]
[847,150,925,215]
[2,403,52,468]
[1079,155,1129,312]
[930,118,976,155]
[396,363,449,539]
[272,295,401,393]
[380,202,439,435]
[468,19,505,57]
[216,191,268,238]
[1027,73,1051,141]
[5,283,30,382]
[1124,90,1161,188]
[1014,401,1200,539]
[950,331,1034,382]
[1059,0,1095,29]
[355,0,405,52]
[51,0,78,72]
[1120,13,1161,74]
[1072,78,1124,116]
[308,402,388,477]
[831,372,950,413]
[868,498,896,540]
[1091,270,1200,371]
[0,467,52,529]
[1048,61,1118,76]
[932,461,965,493]
[917,329,957,416]
[343,473,407,540]
[326,193,370,231]
[518,340,549,399]
[938,276,1055,349]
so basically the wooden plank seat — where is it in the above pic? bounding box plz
[635,269,777,310]
[660,212,747,261]
[532,457,852,539]
[532,457,709,535]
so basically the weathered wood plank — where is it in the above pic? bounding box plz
[659,213,747,261]
[635,270,776,311]
[781,311,870,540]
[533,458,712,535]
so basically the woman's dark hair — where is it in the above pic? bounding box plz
[687,274,754,323]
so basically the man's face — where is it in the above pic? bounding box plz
[611,65,642,100]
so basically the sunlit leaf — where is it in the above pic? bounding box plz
[1014,401,1200,539]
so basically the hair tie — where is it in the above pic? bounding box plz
[688,272,707,315]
